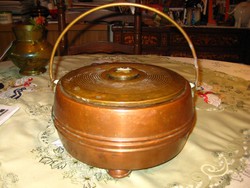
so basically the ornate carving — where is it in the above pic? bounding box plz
[124,34,134,45]
[142,35,158,45]
[112,26,249,64]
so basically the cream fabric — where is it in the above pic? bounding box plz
[0,55,249,188]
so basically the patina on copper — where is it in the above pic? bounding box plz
[52,62,196,178]
[49,3,199,179]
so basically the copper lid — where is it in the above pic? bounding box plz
[59,62,188,107]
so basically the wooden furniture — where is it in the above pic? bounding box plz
[0,23,109,58]
[56,0,142,55]
[112,25,250,64]
[1,23,249,64]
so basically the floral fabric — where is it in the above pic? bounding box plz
[0,55,249,188]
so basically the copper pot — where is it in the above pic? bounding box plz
[49,3,199,178]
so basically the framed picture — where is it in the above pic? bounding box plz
[208,0,230,25]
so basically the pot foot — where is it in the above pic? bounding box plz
[107,169,131,178]
[19,67,46,76]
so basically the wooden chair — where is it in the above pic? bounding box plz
[56,0,142,55]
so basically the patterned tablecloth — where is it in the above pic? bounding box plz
[0,54,249,188]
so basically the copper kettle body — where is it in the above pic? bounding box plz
[52,62,196,178]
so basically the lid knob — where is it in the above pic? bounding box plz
[107,67,140,81]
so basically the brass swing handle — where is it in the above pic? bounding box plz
[49,2,199,88]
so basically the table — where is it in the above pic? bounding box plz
[0,54,249,188]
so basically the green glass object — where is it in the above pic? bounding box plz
[8,25,53,76]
